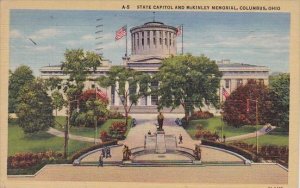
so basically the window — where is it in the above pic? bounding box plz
[159,31,163,38]
[165,38,167,45]
[237,79,243,87]
[142,38,144,46]
[258,79,264,85]
[169,39,171,45]
[147,31,150,37]
[151,95,158,105]
[154,38,156,45]
[225,79,230,89]
[159,38,162,45]
[147,38,150,45]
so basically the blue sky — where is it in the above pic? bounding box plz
[10,10,290,75]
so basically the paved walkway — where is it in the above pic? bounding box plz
[226,125,276,141]
[9,164,288,184]
[47,113,275,143]
[47,127,101,143]
[81,118,243,163]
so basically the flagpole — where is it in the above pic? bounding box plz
[125,25,128,57]
[181,24,183,55]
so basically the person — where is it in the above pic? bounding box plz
[223,135,226,143]
[98,153,103,167]
[101,148,106,158]
[132,118,137,127]
[148,130,151,135]
[179,134,183,144]
[106,147,111,158]
[157,112,164,130]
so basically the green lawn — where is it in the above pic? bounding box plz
[8,120,93,157]
[54,116,132,139]
[185,117,263,139]
[242,134,289,146]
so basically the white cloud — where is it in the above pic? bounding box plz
[208,33,289,50]
[81,34,94,41]
[24,45,55,52]
[29,28,65,40]
[10,29,23,38]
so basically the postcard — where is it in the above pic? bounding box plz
[0,0,299,188]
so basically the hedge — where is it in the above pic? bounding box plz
[201,139,257,161]
[70,140,118,162]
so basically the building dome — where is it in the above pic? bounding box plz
[130,21,177,56]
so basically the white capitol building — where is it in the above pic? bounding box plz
[40,21,269,113]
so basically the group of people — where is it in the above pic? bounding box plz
[98,146,112,167]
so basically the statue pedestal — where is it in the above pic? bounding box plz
[156,131,166,154]
[193,160,202,164]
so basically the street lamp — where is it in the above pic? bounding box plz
[65,98,79,159]
[247,98,259,155]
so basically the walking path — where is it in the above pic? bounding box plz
[47,127,101,143]
[47,113,275,143]
[81,119,244,164]
[226,124,276,142]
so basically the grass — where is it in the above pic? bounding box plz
[241,134,289,146]
[54,116,132,139]
[8,119,93,157]
[185,116,263,139]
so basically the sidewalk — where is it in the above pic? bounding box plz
[226,125,276,142]
[47,127,101,143]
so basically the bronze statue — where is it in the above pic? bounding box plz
[122,145,131,161]
[157,112,164,131]
[193,145,202,160]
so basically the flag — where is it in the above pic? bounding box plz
[176,25,182,36]
[115,25,127,40]
[222,87,229,99]
[246,99,250,112]
[96,88,107,99]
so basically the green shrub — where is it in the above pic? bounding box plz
[109,121,127,140]
[107,111,124,119]
[7,151,63,169]
[190,111,214,120]
[201,140,256,161]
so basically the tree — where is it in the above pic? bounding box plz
[61,48,102,158]
[51,91,65,116]
[269,73,289,130]
[16,79,54,133]
[98,66,151,126]
[222,80,274,127]
[9,65,35,113]
[154,54,222,121]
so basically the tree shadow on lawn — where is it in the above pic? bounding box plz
[23,131,55,141]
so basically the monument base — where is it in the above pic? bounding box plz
[156,131,167,154]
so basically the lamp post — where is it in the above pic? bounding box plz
[64,98,79,159]
[247,98,259,155]
[220,110,224,142]
[94,84,98,144]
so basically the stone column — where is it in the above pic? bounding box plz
[115,81,120,106]
[125,81,129,105]
[147,82,151,106]
[136,83,141,106]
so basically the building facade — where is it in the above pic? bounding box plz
[40,21,269,113]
